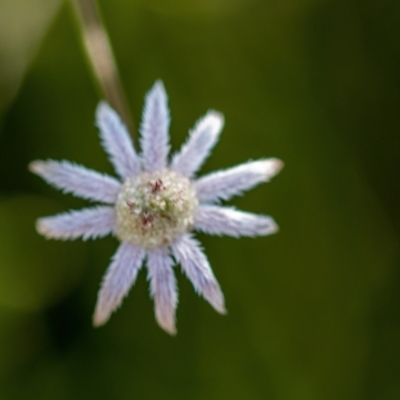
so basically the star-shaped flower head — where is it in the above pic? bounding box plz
[30,81,283,335]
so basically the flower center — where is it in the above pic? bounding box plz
[115,169,198,248]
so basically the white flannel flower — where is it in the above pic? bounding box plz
[30,81,283,335]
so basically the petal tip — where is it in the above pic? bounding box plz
[153,79,165,90]
[28,160,46,175]
[96,101,112,121]
[92,310,109,328]
[263,218,279,235]
[267,158,284,176]
[92,298,114,328]
[167,327,177,336]
[216,305,228,315]
[156,310,177,336]
[149,80,167,99]
[212,297,227,314]
[36,218,49,237]
[207,109,225,125]
[202,111,224,136]
[160,321,177,336]
[206,287,227,315]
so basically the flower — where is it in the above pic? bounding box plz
[29,81,283,334]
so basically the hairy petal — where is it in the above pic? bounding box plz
[171,111,224,177]
[140,81,170,171]
[93,242,145,327]
[37,206,115,240]
[172,234,225,314]
[194,205,278,237]
[29,159,121,203]
[195,158,283,203]
[96,102,141,178]
[147,247,177,335]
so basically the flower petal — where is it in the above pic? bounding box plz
[194,205,278,237]
[37,206,115,240]
[29,159,121,203]
[195,158,283,203]
[140,81,170,171]
[170,111,224,177]
[96,102,141,178]
[146,247,177,335]
[93,242,145,327]
[172,234,225,314]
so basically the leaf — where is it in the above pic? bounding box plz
[0,0,62,111]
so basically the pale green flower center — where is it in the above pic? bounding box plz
[115,169,198,248]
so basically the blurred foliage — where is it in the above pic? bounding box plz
[0,0,62,111]
[0,195,85,310]
[0,0,399,399]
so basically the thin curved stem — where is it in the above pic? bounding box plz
[69,0,135,137]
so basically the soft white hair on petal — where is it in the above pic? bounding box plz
[36,206,115,240]
[93,242,145,327]
[195,158,283,203]
[96,102,141,178]
[146,247,177,335]
[172,234,226,314]
[140,81,170,172]
[170,111,224,178]
[194,205,278,237]
[29,159,121,204]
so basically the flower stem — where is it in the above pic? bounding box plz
[69,0,135,136]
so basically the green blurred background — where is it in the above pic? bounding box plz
[0,0,399,399]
